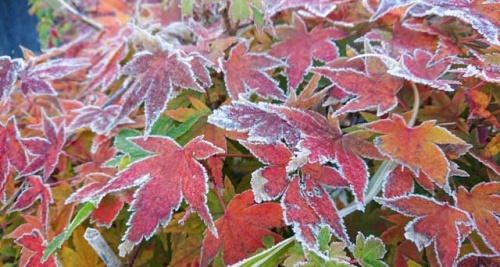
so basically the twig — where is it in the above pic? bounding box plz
[84,228,122,267]
[57,0,104,31]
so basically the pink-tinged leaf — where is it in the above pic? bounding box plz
[22,112,65,180]
[208,101,301,146]
[456,182,500,253]
[15,229,58,267]
[408,0,500,46]
[0,117,28,194]
[116,49,204,135]
[9,176,53,231]
[92,194,128,227]
[269,106,381,207]
[383,166,435,198]
[388,49,458,91]
[68,105,133,135]
[0,56,18,102]
[221,42,285,100]
[189,52,213,88]
[269,13,346,89]
[457,253,500,267]
[18,58,89,95]
[311,47,403,116]
[371,0,419,21]
[73,140,116,184]
[269,0,344,17]
[375,195,473,267]
[200,190,284,266]
[81,135,223,256]
[86,27,133,92]
[366,114,471,190]
[241,141,294,202]
[461,49,500,84]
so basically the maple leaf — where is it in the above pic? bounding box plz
[9,176,53,231]
[74,135,223,256]
[408,0,500,46]
[0,56,20,102]
[18,58,89,96]
[311,47,403,116]
[0,117,28,195]
[456,182,500,253]
[419,90,469,133]
[115,49,205,135]
[366,114,471,189]
[21,112,66,180]
[221,41,285,100]
[462,50,500,84]
[269,13,346,89]
[67,105,133,135]
[241,141,352,249]
[375,195,473,267]
[388,49,458,91]
[208,100,301,146]
[200,190,284,266]
[370,0,419,21]
[269,105,384,206]
[383,166,435,198]
[15,229,58,267]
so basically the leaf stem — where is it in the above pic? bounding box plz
[214,153,254,158]
[84,228,121,267]
[57,0,104,31]
[214,185,227,213]
[409,81,420,127]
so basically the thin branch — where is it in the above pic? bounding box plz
[84,228,122,267]
[57,0,104,31]
[409,81,420,127]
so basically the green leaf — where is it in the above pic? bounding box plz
[353,232,388,267]
[181,0,193,15]
[43,202,96,261]
[114,129,151,161]
[232,237,295,267]
[230,0,251,23]
[165,111,207,139]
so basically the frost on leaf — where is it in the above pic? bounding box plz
[0,56,18,102]
[388,49,458,91]
[15,229,58,267]
[268,0,341,17]
[21,112,66,180]
[18,58,89,96]
[270,106,382,206]
[200,190,284,266]
[115,49,205,135]
[269,13,346,89]
[408,0,500,46]
[68,105,133,135]
[0,117,28,196]
[78,135,223,256]
[375,195,473,267]
[456,182,500,253]
[221,42,285,100]
[383,166,435,198]
[8,176,53,231]
[353,232,388,267]
[207,101,301,146]
[311,46,403,116]
[366,114,471,190]
[370,0,419,21]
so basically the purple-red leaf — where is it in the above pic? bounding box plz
[0,117,28,197]
[79,135,223,256]
[15,229,58,267]
[269,13,346,89]
[221,42,285,100]
[68,105,133,135]
[376,195,473,267]
[0,56,19,102]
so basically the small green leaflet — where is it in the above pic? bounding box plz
[42,202,96,261]
[353,232,388,267]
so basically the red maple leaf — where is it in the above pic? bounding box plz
[221,41,285,100]
[311,45,403,116]
[388,49,458,91]
[366,114,471,190]
[0,117,28,194]
[208,101,301,146]
[456,182,500,253]
[383,166,435,198]
[14,229,58,267]
[0,56,19,102]
[408,0,500,46]
[269,13,346,89]
[75,135,224,256]
[200,190,284,266]
[8,175,53,231]
[68,105,133,135]
[18,58,89,96]
[116,48,206,135]
[269,106,383,206]
[376,195,473,267]
[241,141,351,249]
[21,112,65,180]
